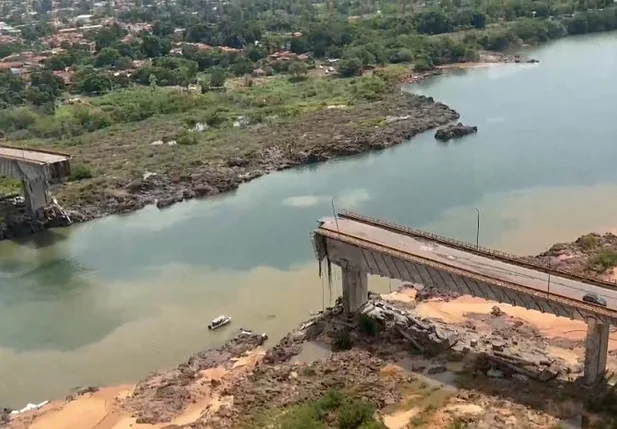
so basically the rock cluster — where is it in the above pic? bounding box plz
[435,122,478,141]
[0,195,75,241]
[125,330,267,424]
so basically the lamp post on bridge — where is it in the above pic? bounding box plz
[474,208,480,249]
[547,258,551,294]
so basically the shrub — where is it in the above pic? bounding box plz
[337,398,375,429]
[414,56,434,72]
[577,234,599,250]
[338,57,363,78]
[176,131,198,145]
[246,390,386,429]
[589,250,617,273]
[70,164,93,181]
[448,417,469,428]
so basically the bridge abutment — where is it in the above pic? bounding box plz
[584,319,609,384]
[341,267,368,313]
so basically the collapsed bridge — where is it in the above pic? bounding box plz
[0,145,71,214]
[312,210,617,385]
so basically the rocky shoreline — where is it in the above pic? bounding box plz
[6,264,617,428]
[0,92,459,241]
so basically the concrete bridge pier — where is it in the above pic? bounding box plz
[584,319,609,384]
[341,267,368,313]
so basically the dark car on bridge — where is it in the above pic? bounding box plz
[582,293,607,307]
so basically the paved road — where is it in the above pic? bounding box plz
[0,146,69,165]
[319,217,617,310]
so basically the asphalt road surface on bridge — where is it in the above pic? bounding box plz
[318,217,617,311]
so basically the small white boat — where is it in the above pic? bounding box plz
[208,315,232,330]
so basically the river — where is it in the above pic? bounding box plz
[1,33,617,408]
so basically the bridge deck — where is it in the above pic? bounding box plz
[318,217,617,311]
[0,146,70,165]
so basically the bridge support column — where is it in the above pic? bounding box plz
[342,267,368,314]
[584,319,609,384]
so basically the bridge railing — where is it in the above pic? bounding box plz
[337,210,617,290]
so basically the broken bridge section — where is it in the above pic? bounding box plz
[0,145,71,214]
[312,211,617,385]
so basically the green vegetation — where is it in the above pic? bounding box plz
[0,178,22,196]
[585,384,617,428]
[70,164,93,181]
[577,233,599,250]
[1,0,617,117]
[588,250,617,272]
[448,418,469,429]
[0,73,388,141]
[246,390,386,429]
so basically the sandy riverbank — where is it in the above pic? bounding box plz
[399,51,539,85]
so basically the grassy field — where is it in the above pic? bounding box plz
[245,390,387,429]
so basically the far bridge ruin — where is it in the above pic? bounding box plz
[0,145,72,233]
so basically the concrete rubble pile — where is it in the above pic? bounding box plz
[359,298,569,382]
[361,300,460,354]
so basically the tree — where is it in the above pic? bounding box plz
[532,1,550,18]
[388,48,414,64]
[470,10,487,28]
[82,73,112,95]
[45,55,67,71]
[209,68,226,87]
[115,56,134,70]
[141,34,171,58]
[149,73,158,91]
[245,45,267,62]
[290,37,309,54]
[0,70,25,108]
[415,9,453,34]
[72,68,112,95]
[567,14,589,34]
[30,70,64,97]
[94,47,122,68]
[93,25,125,52]
[413,55,434,71]
[0,43,22,59]
[24,86,55,106]
[288,61,308,77]
[21,21,55,41]
[40,0,52,13]
[337,57,363,77]
[231,58,255,76]
[345,46,376,66]
[152,20,174,37]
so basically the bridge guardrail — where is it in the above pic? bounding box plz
[337,210,617,291]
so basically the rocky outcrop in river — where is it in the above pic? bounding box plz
[435,122,478,141]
